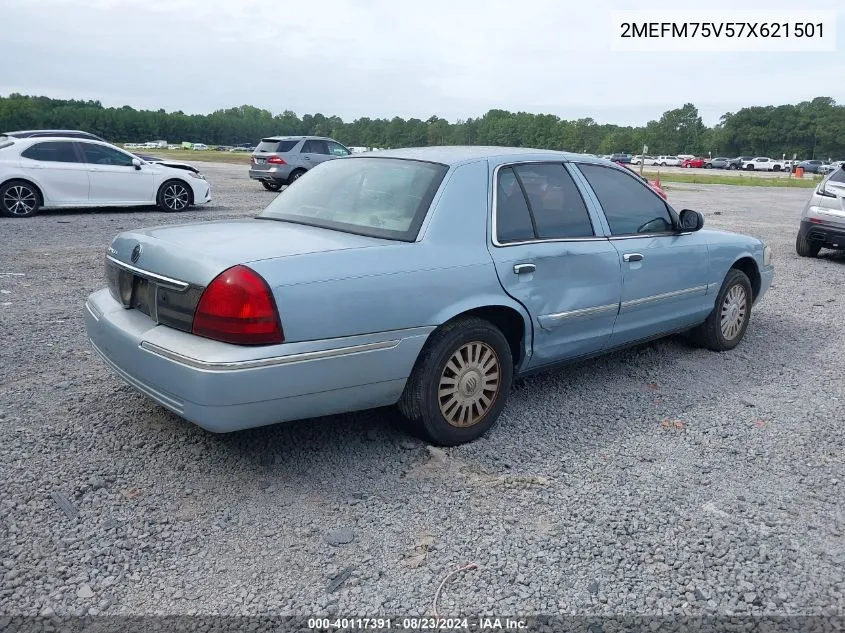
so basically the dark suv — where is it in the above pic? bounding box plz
[249,135,351,191]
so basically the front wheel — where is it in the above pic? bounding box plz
[688,269,753,351]
[157,180,192,212]
[0,180,41,218]
[398,317,513,446]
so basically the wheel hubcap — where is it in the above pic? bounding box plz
[3,186,36,215]
[720,284,748,340]
[438,342,501,428]
[164,185,189,210]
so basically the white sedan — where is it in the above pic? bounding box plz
[0,136,211,218]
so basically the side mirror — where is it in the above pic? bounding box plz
[132,158,142,170]
[679,209,704,232]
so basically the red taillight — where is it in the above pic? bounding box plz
[192,265,284,345]
[267,156,286,164]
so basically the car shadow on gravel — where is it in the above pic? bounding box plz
[110,305,823,503]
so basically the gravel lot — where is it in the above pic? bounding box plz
[1,162,844,620]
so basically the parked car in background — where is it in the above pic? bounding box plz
[655,155,681,167]
[729,156,754,170]
[630,155,657,165]
[818,161,844,175]
[681,157,705,168]
[743,157,788,172]
[677,154,695,162]
[795,159,830,174]
[796,166,845,257]
[0,136,211,217]
[2,129,106,142]
[192,143,209,151]
[704,157,731,169]
[249,135,352,191]
[609,153,632,164]
[84,147,772,446]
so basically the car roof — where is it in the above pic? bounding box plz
[3,129,103,138]
[358,145,609,167]
[261,135,335,141]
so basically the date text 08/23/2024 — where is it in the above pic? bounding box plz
[307,617,528,630]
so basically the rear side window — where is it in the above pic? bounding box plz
[255,139,298,153]
[495,167,535,243]
[303,139,330,154]
[495,163,594,243]
[578,163,673,236]
[21,141,79,163]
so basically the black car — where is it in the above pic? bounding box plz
[609,153,632,164]
[1,129,106,142]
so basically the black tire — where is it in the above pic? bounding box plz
[728,164,737,170]
[0,180,41,218]
[262,180,283,192]
[688,269,753,352]
[156,180,192,212]
[796,230,821,257]
[705,164,713,169]
[287,169,306,184]
[397,316,514,446]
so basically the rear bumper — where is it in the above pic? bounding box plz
[799,218,845,249]
[84,288,432,433]
[249,167,292,182]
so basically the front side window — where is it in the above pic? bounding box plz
[258,157,448,241]
[577,163,674,236]
[79,143,135,167]
[327,141,350,157]
[21,141,79,163]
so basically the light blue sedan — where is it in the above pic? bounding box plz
[84,147,774,446]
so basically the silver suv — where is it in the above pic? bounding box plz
[249,135,351,191]
[796,166,845,257]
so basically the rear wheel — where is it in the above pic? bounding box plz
[287,169,306,184]
[796,231,821,257]
[157,180,192,212]
[0,180,41,218]
[398,317,513,446]
[262,180,283,191]
[688,269,752,351]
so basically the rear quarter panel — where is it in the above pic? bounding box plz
[248,159,531,344]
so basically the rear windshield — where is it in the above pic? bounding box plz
[258,157,449,241]
[255,139,299,153]
[830,168,845,183]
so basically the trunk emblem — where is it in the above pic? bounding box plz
[131,244,142,263]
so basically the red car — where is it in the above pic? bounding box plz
[682,157,705,168]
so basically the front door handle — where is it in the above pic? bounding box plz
[513,263,536,275]
[623,253,644,262]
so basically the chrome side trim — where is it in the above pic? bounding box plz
[608,232,678,241]
[621,285,708,310]
[139,339,401,371]
[538,303,619,329]
[106,255,190,291]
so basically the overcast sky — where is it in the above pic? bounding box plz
[2,0,843,127]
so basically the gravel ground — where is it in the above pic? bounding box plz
[1,162,844,620]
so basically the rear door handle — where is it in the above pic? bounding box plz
[513,263,536,274]
[623,253,644,262]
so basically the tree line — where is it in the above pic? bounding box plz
[1,93,844,159]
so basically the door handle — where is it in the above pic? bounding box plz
[623,253,644,262]
[513,263,536,275]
